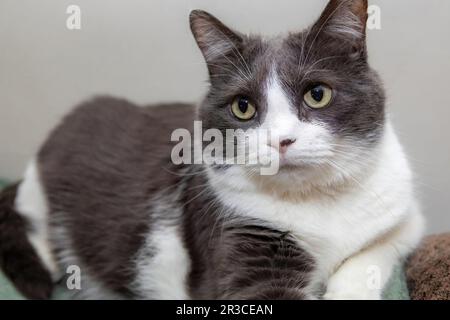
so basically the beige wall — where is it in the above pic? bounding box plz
[1,0,449,233]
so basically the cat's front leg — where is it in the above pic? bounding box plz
[324,210,424,300]
[209,225,317,300]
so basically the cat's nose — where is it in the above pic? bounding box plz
[279,138,296,153]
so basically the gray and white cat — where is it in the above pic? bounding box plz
[1,0,424,299]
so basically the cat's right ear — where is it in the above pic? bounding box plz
[310,0,369,59]
[189,10,243,72]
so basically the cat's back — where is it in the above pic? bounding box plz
[39,96,195,167]
[38,96,194,208]
[38,96,194,190]
[27,97,195,297]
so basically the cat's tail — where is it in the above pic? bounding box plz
[0,183,54,299]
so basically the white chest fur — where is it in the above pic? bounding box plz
[207,123,416,280]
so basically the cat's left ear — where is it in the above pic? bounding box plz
[311,0,369,58]
[190,10,244,74]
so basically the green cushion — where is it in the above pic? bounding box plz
[383,265,410,300]
[0,180,9,189]
[0,274,25,300]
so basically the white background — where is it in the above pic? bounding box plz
[1,0,449,233]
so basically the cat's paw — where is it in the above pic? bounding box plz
[323,287,381,300]
[323,274,382,300]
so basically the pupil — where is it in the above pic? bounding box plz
[311,86,324,102]
[238,98,249,113]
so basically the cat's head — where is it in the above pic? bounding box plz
[190,0,385,195]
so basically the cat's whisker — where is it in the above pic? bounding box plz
[205,64,235,74]
[298,26,313,71]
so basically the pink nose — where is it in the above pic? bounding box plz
[279,138,296,153]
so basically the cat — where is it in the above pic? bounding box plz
[0,0,424,300]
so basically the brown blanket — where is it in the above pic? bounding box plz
[406,233,450,300]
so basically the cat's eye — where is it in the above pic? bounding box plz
[231,96,256,121]
[304,84,333,109]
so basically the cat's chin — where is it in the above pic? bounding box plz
[208,155,362,199]
[277,163,310,172]
[243,162,336,186]
[279,157,328,169]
